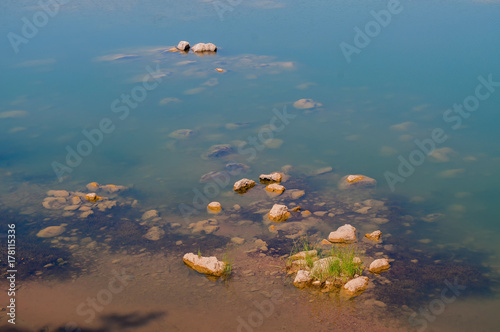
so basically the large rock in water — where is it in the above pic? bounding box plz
[338,174,377,190]
[176,41,190,51]
[191,43,217,52]
[343,276,369,296]
[233,178,256,194]
[268,204,290,222]
[183,253,226,277]
[328,224,356,243]
[369,258,391,273]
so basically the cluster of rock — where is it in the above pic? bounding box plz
[169,41,218,53]
[291,248,391,297]
[41,182,127,219]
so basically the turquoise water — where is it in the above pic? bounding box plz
[1,0,500,331]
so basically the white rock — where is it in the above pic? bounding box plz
[369,258,390,273]
[343,276,369,295]
[176,41,190,51]
[259,172,282,184]
[268,204,290,222]
[293,270,312,288]
[293,99,322,109]
[191,42,217,52]
[183,253,226,277]
[328,224,356,243]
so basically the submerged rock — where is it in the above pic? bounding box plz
[100,184,127,193]
[225,162,250,175]
[233,178,256,194]
[188,219,219,234]
[289,189,305,200]
[365,230,382,241]
[37,225,66,238]
[176,41,190,51]
[259,172,282,184]
[225,122,250,130]
[169,129,193,139]
[293,270,313,288]
[265,183,285,195]
[200,171,229,183]
[268,204,290,222]
[343,276,369,296]
[207,201,222,214]
[142,209,159,221]
[311,167,332,176]
[191,43,217,53]
[205,144,234,158]
[144,226,165,241]
[47,190,69,197]
[338,175,377,190]
[328,224,356,243]
[183,253,226,277]
[369,258,391,273]
[293,99,322,109]
[42,197,67,210]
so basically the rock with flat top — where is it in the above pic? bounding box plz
[183,253,226,277]
[343,276,369,296]
[265,183,285,195]
[268,204,290,222]
[259,172,282,184]
[191,43,217,52]
[328,224,356,243]
[37,225,66,238]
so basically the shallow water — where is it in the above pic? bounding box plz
[1,0,500,331]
